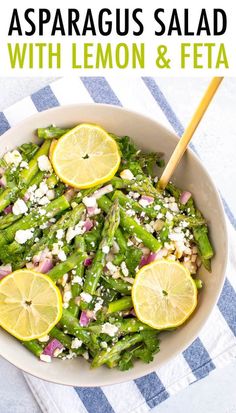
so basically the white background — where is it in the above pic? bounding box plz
[0,0,235,76]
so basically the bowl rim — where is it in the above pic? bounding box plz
[0,102,228,387]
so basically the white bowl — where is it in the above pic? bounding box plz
[0,104,227,387]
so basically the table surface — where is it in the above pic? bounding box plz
[0,77,235,413]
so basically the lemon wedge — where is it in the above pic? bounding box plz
[0,270,62,341]
[51,123,121,189]
[132,259,197,329]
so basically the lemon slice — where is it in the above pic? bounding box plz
[132,259,197,329]
[51,123,121,189]
[0,270,62,341]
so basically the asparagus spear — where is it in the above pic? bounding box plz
[22,340,43,357]
[37,126,70,140]
[29,203,85,258]
[0,195,70,247]
[110,177,160,198]
[87,318,153,335]
[68,236,86,317]
[19,140,51,187]
[83,199,120,294]
[59,309,99,354]
[101,276,132,295]
[107,296,133,313]
[50,327,84,355]
[97,196,161,252]
[91,333,145,368]
[0,171,58,230]
[0,141,51,214]
[48,250,86,283]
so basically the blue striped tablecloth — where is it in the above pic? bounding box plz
[1,77,235,413]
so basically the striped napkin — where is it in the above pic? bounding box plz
[1,77,235,413]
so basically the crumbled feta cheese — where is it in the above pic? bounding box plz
[15,228,34,244]
[38,209,46,216]
[106,261,118,274]
[40,222,48,229]
[52,242,63,255]
[166,211,173,221]
[101,323,118,337]
[56,229,65,240]
[26,184,37,201]
[180,221,189,228]
[12,199,28,216]
[169,202,179,212]
[100,341,108,349]
[80,292,93,303]
[71,276,83,286]
[121,261,129,277]
[40,354,52,363]
[53,348,64,357]
[154,204,161,211]
[139,198,150,208]
[63,290,72,303]
[83,351,89,360]
[20,161,29,169]
[38,335,50,343]
[4,150,22,166]
[58,250,67,261]
[71,338,82,349]
[47,189,55,200]
[120,169,134,180]
[145,223,155,233]
[37,155,52,172]
[169,232,185,242]
[102,245,110,254]
[66,221,85,243]
[63,302,69,309]
[82,196,97,208]
[126,209,136,217]
[38,196,50,206]
[35,182,48,198]
[94,298,103,313]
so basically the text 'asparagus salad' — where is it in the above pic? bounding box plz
[0,124,214,370]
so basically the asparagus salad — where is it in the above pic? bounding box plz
[0,124,214,370]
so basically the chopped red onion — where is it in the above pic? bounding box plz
[94,185,113,199]
[155,249,166,259]
[43,339,64,357]
[140,252,158,268]
[83,219,93,233]
[40,249,50,262]
[140,195,154,205]
[4,205,13,215]
[139,255,148,268]
[130,308,136,317]
[0,166,6,176]
[84,257,93,267]
[23,193,30,202]
[32,254,40,264]
[79,310,90,327]
[180,191,192,205]
[0,176,6,188]
[0,264,12,279]
[36,258,54,273]
[87,206,96,216]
